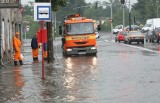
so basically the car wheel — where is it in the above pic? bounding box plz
[128,41,131,44]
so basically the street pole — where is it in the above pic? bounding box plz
[41,20,45,80]
[157,0,159,18]
[129,0,131,31]
[25,29,26,39]
[110,3,113,40]
[54,12,56,40]
[0,12,1,66]
[123,4,125,31]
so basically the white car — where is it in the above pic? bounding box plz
[113,25,123,34]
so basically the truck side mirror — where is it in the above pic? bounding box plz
[59,26,62,35]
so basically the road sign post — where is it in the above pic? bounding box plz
[34,3,51,80]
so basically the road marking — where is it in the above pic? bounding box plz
[103,39,160,54]
[124,44,159,54]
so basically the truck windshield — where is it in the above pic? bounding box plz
[66,22,94,35]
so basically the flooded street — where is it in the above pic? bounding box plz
[1,32,160,103]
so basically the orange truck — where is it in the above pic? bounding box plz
[59,14,98,56]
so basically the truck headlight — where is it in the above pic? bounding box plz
[91,47,96,49]
[66,49,72,51]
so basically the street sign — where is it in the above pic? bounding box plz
[34,3,51,21]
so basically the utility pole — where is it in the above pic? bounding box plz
[157,0,159,18]
[122,4,125,31]
[47,0,54,63]
[129,0,131,31]
[110,3,113,35]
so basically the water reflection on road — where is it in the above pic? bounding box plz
[44,56,99,103]
[63,56,98,102]
[0,66,25,103]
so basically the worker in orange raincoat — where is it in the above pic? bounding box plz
[13,32,23,65]
[43,43,48,60]
[31,33,40,61]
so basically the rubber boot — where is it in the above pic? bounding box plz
[33,57,38,61]
[19,60,23,65]
[14,61,17,66]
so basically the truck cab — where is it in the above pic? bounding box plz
[59,14,97,56]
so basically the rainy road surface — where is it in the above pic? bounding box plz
[1,32,160,103]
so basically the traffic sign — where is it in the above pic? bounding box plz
[34,3,51,21]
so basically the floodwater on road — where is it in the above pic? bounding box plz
[0,35,160,103]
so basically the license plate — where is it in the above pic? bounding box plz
[78,52,86,54]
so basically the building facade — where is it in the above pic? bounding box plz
[0,0,23,67]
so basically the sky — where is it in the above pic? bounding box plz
[22,0,137,5]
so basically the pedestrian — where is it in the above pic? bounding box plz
[43,43,48,60]
[13,32,23,65]
[31,32,40,61]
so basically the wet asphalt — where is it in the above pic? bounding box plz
[0,32,160,103]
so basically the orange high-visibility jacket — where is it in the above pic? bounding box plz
[13,36,22,52]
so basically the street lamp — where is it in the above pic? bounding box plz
[106,1,113,40]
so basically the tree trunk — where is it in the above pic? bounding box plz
[47,22,54,63]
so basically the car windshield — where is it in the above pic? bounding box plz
[114,25,122,29]
[66,22,94,35]
[119,32,125,35]
[144,24,152,27]
[130,31,142,35]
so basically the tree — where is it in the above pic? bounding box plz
[132,0,158,24]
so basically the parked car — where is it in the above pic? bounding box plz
[145,30,154,42]
[146,28,160,43]
[115,31,126,42]
[125,25,141,31]
[124,31,144,44]
[113,25,123,34]
[141,18,160,33]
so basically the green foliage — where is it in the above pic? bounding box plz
[35,0,68,12]
[132,0,160,25]
[26,0,160,33]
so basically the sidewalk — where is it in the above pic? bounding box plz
[0,39,62,103]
